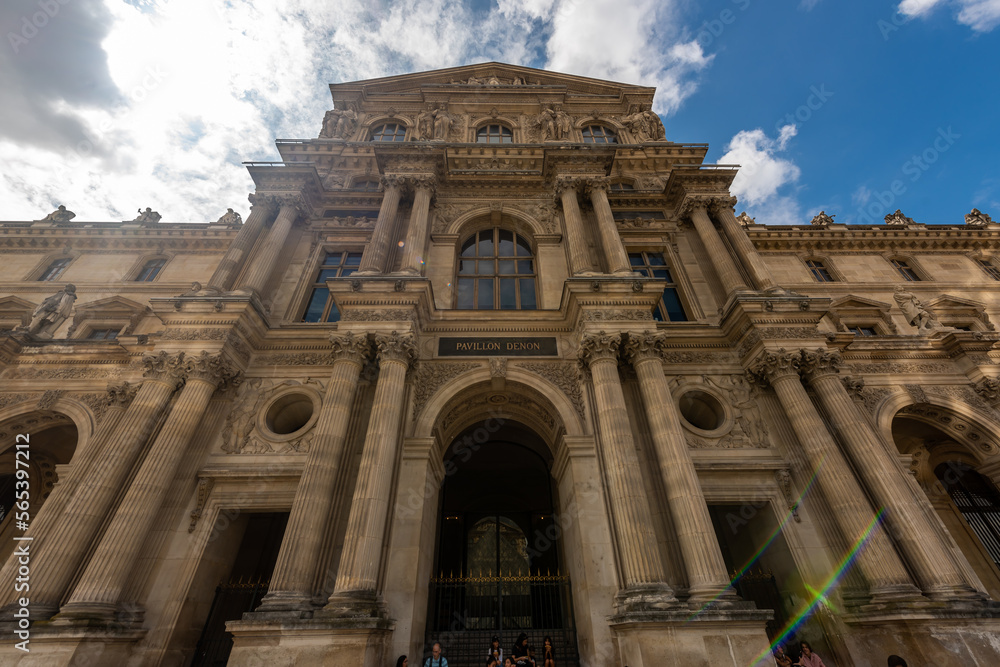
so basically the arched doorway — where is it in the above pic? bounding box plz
[426,420,578,666]
[891,404,1000,600]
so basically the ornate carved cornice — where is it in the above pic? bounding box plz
[106,381,139,409]
[747,348,801,385]
[141,351,187,387]
[374,331,418,367]
[798,348,843,382]
[329,331,372,365]
[183,351,242,391]
[623,331,664,364]
[578,331,621,370]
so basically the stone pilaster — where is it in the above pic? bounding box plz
[256,333,372,613]
[235,197,304,296]
[624,332,734,603]
[357,175,405,275]
[56,352,240,622]
[324,332,417,618]
[207,193,278,292]
[555,177,595,275]
[0,358,183,619]
[800,348,984,602]
[585,178,633,274]
[398,176,435,275]
[579,332,676,612]
[710,202,774,290]
[748,349,922,603]
[684,202,748,296]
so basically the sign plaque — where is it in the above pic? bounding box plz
[438,336,558,357]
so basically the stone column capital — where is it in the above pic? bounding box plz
[141,351,188,387]
[553,176,585,198]
[182,351,242,391]
[247,192,279,214]
[583,177,611,196]
[747,348,801,385]
[380,174,408,191]
[274,194,309,219]
[374,331,418,367]
[105,381,139,409]
[623,331,666,365]
[402,174,437,192]
[330,331,372,365]
[707,197,740,215]
[799,348,843,382]
[578,331,622,370]
[678,198,710,219]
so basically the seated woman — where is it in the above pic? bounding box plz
[510,633,531,667]
[542,636,554,667]
[488,635,503,666]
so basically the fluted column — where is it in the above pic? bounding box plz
[0,358,183,618]
[586,179,633,274]
[685,202,748,296]
[555,177,595,275]
[579,332,675,612]
[256,333,372,612]
[207,194,278,292]
[235,198,302,296]
[800,348,982,601]
[325,332,417,617]
[624,333,734,603]
[711,202,774,290]
[748,349,921,602]
[398,176,435,275]
[357,176,405,275]
[57,352,239,622]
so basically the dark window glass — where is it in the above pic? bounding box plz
[848,326,877,336]
[476,124,513,144]
[39,257,71,281]
[136,258,166,282]
[302,251,363,322]
[352,179,381,191]
[891,258,921,281]
[978,259,1000,281]
[628,251,688,322]
[455,228,537,310]
[806,259,835,282]
[581,125,617,144]
[87,328,119,340]
[370,123,407,142]
[610,182,635,192]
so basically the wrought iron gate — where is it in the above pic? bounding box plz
[190,577,269,667]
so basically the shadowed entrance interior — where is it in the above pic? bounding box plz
[425,420,578,666]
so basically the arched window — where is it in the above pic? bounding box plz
[456,228,536,310]
[581,125,617,144]
[935,462,1000,569]
[370,123,407,142]
[476,124,513,144]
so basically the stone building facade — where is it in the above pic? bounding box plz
[2,62,1000,666]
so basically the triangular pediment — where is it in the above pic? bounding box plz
[925,294,986,311]
[0,296,38,313]
[830,295,891,312]
[330,62,653,103]
[74,295,148,314]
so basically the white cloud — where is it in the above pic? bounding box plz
[0,0,715,223]
[852,185,873,206]
[897,0,1000,31]
[718,125,801,209]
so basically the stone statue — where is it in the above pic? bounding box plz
[885,209,914,225]
[416,104,435,140]
[965,208,994,227]
[554,106,572,140]
[624,108,652,141]
[320,106,357,139]
[512,76,525,86]
[485,75,502,86]
[810,210,835,225]
[893,285,943,331]
[322,171,345,190]
[537,107,556,140]
[217,208,242,226]
[39,205,75,223]
[641,107,665,141]
[18,285,77,338]
[466,76,482,85]
[432,104,453,140]
[736,211,756,226]
[133,207,161,224]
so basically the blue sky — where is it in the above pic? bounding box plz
[1,0,997,225]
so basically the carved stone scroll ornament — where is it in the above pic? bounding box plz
[974,377,1000,406]
[141,350,188,388]
[36,390,65,412]
[797,348,843,381]
[577,331,621,372]
[106,381,139,409]
[842,375,865,399]
[517,361,585,419]
[329,331,372,365]
[622,331,664,364]
[374,331,418,367]
[965,208,994,227]
[746,348,801,386]
[183,351,243,393]
[411,361,480,420]
[490,357,507,378]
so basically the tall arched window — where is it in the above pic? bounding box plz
[456,228,536,310]
[935,462,1000,569]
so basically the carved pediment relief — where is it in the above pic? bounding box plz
[67,295,150,338]
[925,294,995,331]
[827,294,897,335]
[0,296,38,329]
